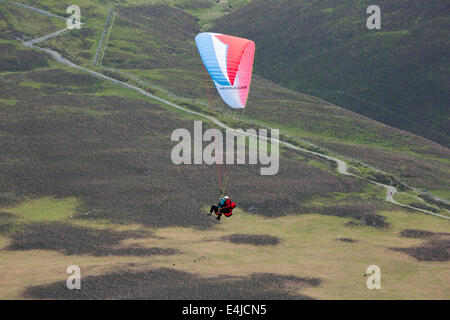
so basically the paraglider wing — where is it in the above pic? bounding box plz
[195,32,255,109]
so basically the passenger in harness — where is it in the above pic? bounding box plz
[208,195,236,221]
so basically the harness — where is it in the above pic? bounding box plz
[220,199,236,214]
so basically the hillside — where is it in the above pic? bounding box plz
[0,0,449,300]
[213,0,450,147]
[89,1,450,197]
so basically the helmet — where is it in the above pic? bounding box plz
[224,195,229,199]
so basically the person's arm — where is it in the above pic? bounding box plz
[222,199,231,209]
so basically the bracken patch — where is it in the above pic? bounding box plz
[223,234,280,246]
[6,222,176,257]
[390,240,450,262]
[391,229,450,261]
[24,268,321,299]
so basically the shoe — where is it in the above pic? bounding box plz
[216,215,221,221]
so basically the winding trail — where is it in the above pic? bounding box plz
[23,27,70,46]
[14,2,450,220]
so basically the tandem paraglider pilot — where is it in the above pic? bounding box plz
[208,195,236,221]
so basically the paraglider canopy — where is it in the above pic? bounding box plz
[195,32,255,109]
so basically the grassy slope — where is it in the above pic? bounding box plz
[213,0,450,147]
[0,0,449,299]
[1,198,449,299]
[92,0,450,195]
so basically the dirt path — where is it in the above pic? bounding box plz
[23,27,69,46]
[14,3,450,220]
[383,186,449,219]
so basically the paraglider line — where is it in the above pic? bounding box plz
[204,68,226,194]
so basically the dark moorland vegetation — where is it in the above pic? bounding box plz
[94,2,450,194]
[224,233,280,245]
[6,222,176,256]
[392,228,450,261]
[24,267,320,299]
[213,0,450,147]
[0,44,379,230]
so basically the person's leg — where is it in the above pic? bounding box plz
[209,205,218,216]
[216,208,223,220]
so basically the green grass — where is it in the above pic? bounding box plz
[321,8,335,13]
[429,190,450,201]
[394,192,447,215]
[306,183,385,206]
[394,192,422,206]
[367,30,411,37]
[0,98,18,105]
[44,105,110,117]
[3,197,78,222]
[307,159,331,172]
[19,80,44,89]
[0,2,66,38]
[172,0,252,28]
